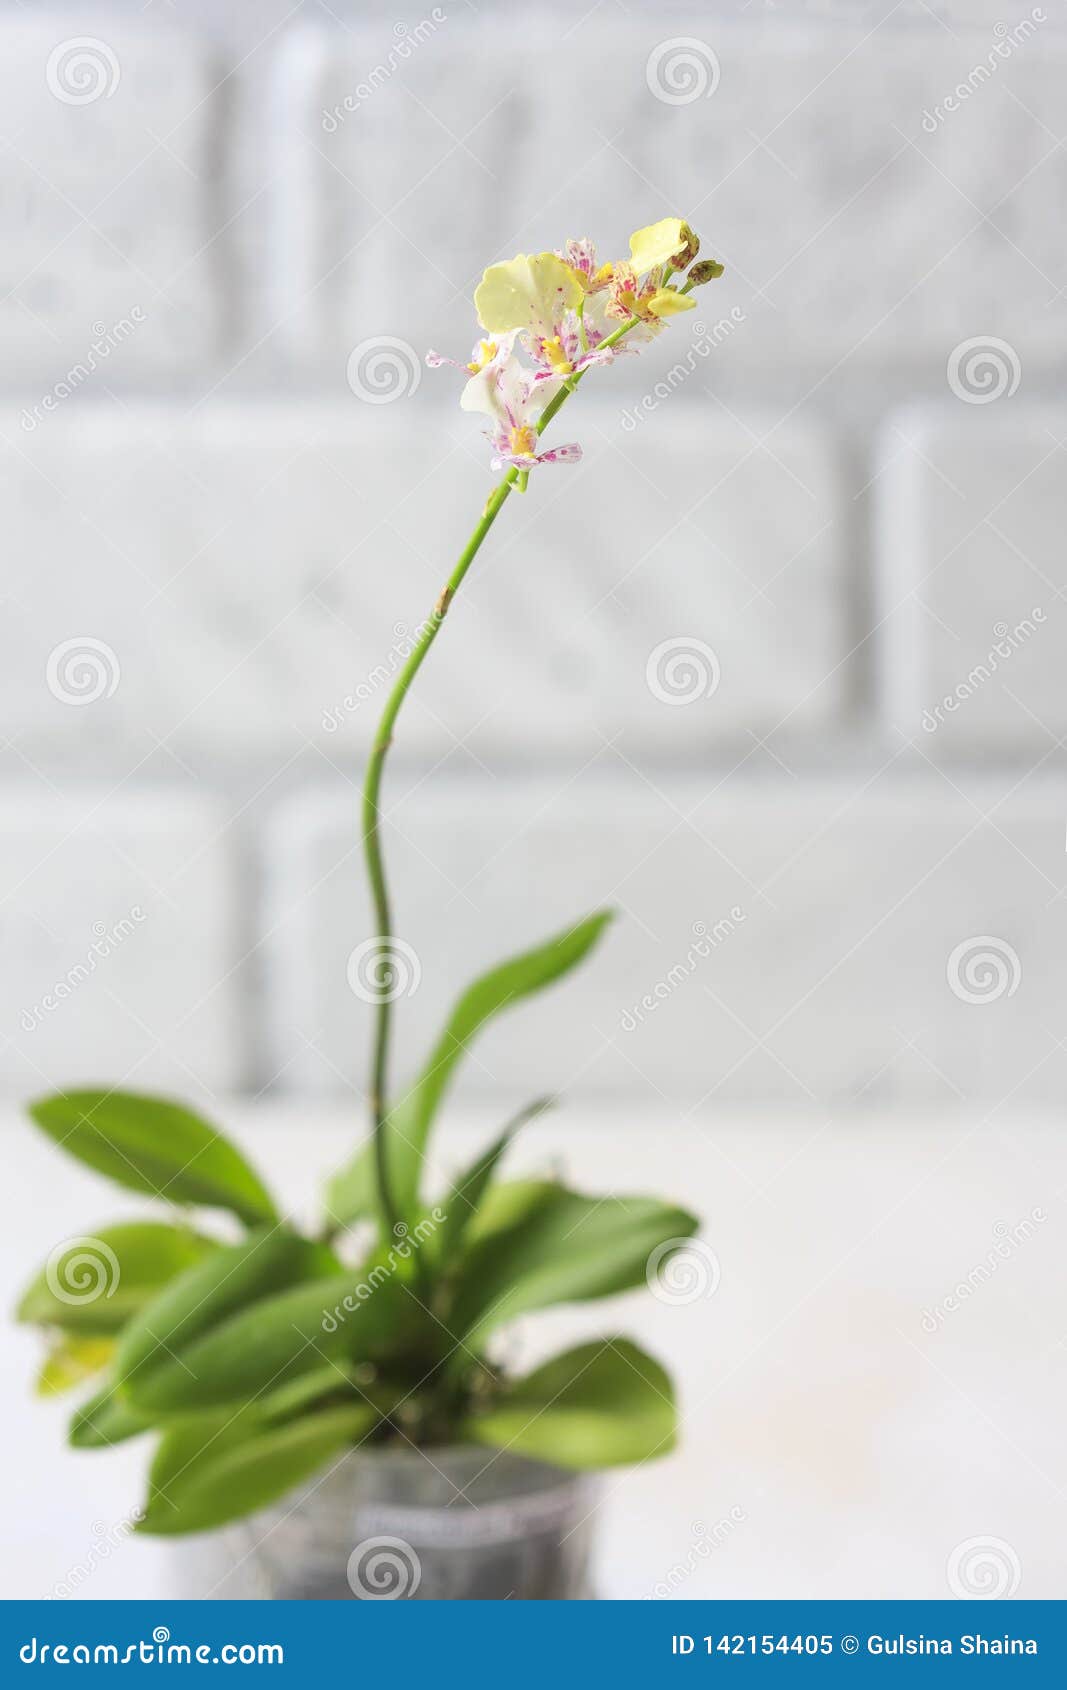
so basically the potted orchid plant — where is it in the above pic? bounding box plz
[17,218,723,1601]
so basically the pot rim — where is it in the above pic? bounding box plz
[335,1441,578,1479]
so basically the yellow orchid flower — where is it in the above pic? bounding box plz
[647,287,696,318]
[606,263,696,329]
[474,252,584,335]
[628,217,699,277]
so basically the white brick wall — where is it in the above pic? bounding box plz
[0,403,847,764]
[0,23,222,382]
[263,776,1067,1107]
[0,791,242,1095]
[0,5,1062,1105]
[877,406,1066,752]
[274,16,1067,398]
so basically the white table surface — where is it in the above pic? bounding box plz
[4,1100,1064,1601]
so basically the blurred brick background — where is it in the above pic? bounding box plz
[2,0,1064,1114]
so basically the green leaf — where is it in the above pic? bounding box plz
[17,1221,218,1335]
[28,1090,278,1225]
[36,1335,114,1396]
[137,1402,376,1535]
[430,1098,554,1269]
[68,1382,152,1448]
[464,1178,562,1247]
[115,1226,338,1397]
[448,1184,698,1343]
[326,911,613,1226]
[257,1367,354,1424]
[461,1338,676,1468]
[124,1264,420,1416]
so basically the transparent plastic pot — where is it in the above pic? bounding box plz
[170,1446,596,1600]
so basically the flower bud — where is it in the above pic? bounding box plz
[687,259,725,285]
[670,224,700,267]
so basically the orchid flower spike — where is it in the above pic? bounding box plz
[427,217,718,473]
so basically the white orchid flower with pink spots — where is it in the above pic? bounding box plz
[461,350,581,472]
[425,330,518,381]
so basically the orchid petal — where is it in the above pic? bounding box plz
[647,287,697,318]
[628,218,696,276]
[536,443,582,465]
[474,253,583,335]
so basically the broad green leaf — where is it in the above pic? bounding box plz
[430,1098,554,1269]
[258,1367,355,1424]
[464,1178,562,1247]
[137,1402,376,1536]
[326,911,613,1226]
[448,1184,698,1343]
[37,1335,114,1396]
[69,1382,152,1448]
[461,1338,676,1468]
[28,1090,278,1225]
[17,1221,218,1335]
[115,1227,338,1396]
[125,1265,420,1415]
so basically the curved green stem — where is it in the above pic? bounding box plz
[361,311,640,1239]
